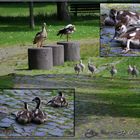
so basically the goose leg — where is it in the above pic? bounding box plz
[37,42,40,48]
[122,39,131,53]
[110,31,117,42]
[67,34,69,42]
[40,40,43,47]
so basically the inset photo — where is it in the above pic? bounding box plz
[100,3,140,56]
[0,88,74,137]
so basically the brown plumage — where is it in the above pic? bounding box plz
[74,64,81,76]
[32,97,47,124]
[33,23,47,47]
[16,102,32,124]
[47,92,68,107]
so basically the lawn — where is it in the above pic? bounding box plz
[0,2,140,139]
[0,2,99,47]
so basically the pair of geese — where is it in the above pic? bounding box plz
[74,60,97,76]
[16,92,68,125]
[110,65,139,77]
[33,23,76,47]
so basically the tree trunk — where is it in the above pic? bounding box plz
[57,2,70,21]
[29,2,35,29]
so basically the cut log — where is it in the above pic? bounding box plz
[28,48,53,70]
[57,41,80,61]
[43,45,64,66]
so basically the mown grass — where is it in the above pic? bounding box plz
[0,3,99,47]
[0,75,14,88]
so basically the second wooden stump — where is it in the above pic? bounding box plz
[28,48,53,70]
[44,45,64,66]
[57,41,80,61]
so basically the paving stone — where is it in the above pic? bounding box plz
[34,131,46,136]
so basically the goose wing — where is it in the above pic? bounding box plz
[33,31,42,44]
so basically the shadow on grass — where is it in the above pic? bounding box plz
[2,73,139,123]
[0,13,99,28]
[0,74,14,88]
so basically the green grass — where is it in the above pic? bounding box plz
[0,75,14,88]
[0,3,99,47]
[0,3,57,17]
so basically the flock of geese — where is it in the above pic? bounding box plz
[33,23,76,47]
[16,92,68,125]
[74,60,139,78]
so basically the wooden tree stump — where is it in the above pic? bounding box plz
[57,41,80,61]
[43,45,64,66]
[28,48,53,70]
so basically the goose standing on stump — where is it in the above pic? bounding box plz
[33,23,47,47]
[88,62,96,75]
[79,60,85,72]
[16,101,32,124]
[57,24,76,42]
[110,65,117,77]
[74,64,81,76]
[131,65,139,77]
[127,65,133,75]
[32,97,47,124]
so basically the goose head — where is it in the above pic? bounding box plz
[32,97,41,109]
[80,60,82,63]
[58,91,63,97]
[115,22,127,38]
[43,22,46,26]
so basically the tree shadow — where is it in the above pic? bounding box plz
[1,73,138,127]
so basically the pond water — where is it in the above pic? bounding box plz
[0,89,74,137]
[100,26,140,57]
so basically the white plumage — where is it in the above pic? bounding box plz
[79,60,85,72]
[127,65,133,75]
[57,24,76,41]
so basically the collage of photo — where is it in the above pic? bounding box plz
[0,1,140,139]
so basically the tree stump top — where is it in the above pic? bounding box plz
[43,45,64,48]
[57,41,80,45]
[28,47,52,50]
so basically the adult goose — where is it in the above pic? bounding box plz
[33,23,47,47]
[47,91,68,107]
[57,24,76,41]
[32,97,47,124]
[115,26,140,53]
[16,101,32,124]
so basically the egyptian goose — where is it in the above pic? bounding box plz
[57,24,76,41]
[33,23,47,47]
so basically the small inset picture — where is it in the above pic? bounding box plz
[0,89,74,137]
[100,3,140,56]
